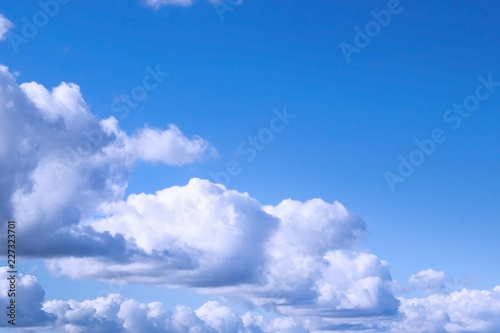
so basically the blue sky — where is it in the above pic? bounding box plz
[1,0,500,332]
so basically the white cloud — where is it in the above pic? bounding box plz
[390,287,500,333]
[409,269,447,293]
[0,63,400,327]
[41,291,305,333]
[4,267,500,333]
[208,199,398,318]
[2,63,499,331]
[195,301,246,332]
[47,178,280,286]
[0,64,216,257]
[42,292,243,333]
[142,0,196,9]
[141,0,235,9]
[0,14,13,40]
[44,182,398,320]
[242,313,308,333]
[132,124,216,164]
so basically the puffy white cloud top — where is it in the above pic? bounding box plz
[42,178,398,319]
[44,179,398,316]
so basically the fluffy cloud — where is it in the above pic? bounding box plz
[390,287,500,333]
[3,266,500,333]
[42,293,245,333]
[211,199,399,318]
[0,14,13,40]
[409,269,448,293]
[43,180,399,322]
[3,62,499,331]
[47,178,278,287]
[0,65,215,257]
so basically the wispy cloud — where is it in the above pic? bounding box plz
[0,14,13,40]
[142,0,196,9]
[43,179,399,324]
[409,269,448,293]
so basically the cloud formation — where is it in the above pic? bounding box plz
[2,64,499,332]
[42,179,399,322]
[0,65,215,257]
[0,66,400,326]
[48,178,278,287]
[2,266,500,332]
[391,287,500,333]
[0,14,13,40]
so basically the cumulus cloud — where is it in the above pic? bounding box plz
[43,293,245,333]
[409,269,448,293]
[0,65,215,257]
[3,267,500,333]
[390,287,500,333]
[209,199,399,318]
[43,181,399,322]
[45,178,277,286]
[0,267,54,328]
[0,14,13,40]
[0,63,400,328]
[3,62,499,331]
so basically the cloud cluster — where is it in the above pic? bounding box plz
[0,65,215,257]
[2,64,500,332]
[42,292,308,333]
[42,178,398,319]
[391,287,500,333]
[0,13,13,40]
[2,265,500,332]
